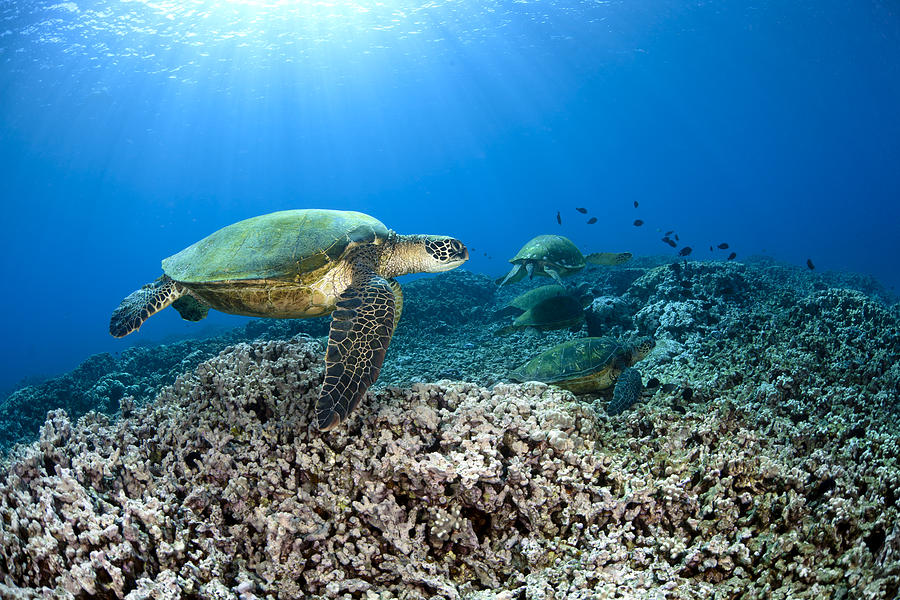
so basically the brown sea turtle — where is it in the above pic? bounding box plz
[109,209,469,431]
[496,234,631,287]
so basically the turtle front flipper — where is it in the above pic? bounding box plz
[496,263,524,287]
[543,266,565,287]
[316,269,398,431]
[109,275,186,338]
[607,367,643,416]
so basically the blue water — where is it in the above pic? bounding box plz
[1,0,898,396]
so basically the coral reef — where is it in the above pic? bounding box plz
[0,320,326,453]
[3,260,894,453]
[1,327,898,598]
[1,258,899,597]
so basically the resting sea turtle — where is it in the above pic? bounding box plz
[509,336,655,414]
[495,284,593,335]
[109,209,469,431]
[496,235,631,287]
[495,283,590,319]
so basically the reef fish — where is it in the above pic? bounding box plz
[576,207,587,214]
[662,237,677,248]
[717,243,729,250]
[633,219,644,226]
[678,246,692,256]
[807,258,815,270]
[728,252,737,260]
[633,201,639,208]
[587,217,598,224]
[556,211,561,225]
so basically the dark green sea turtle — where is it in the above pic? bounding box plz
[496,284,593,335]
[109,209,469,431]
[509,336,655,414]
[496,234,631,287]
[495,283,589,318]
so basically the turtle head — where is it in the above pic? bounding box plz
[630,336,656,364]
[423,236,469,271]
[382,234,469,276]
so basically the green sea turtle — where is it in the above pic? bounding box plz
[109,209,469,431]
[496,234,631,287]
[495,283,589,319]
[509,336,655,413]
[495,284,593,335]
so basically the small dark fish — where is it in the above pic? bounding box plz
[556,211,561,225]
[807,258,815,270]
[646,377,660,388]
[709,246,713,251]
[633,201,639,208]
[483,252,487,256]
[727,252,737,260]
[717,243,729,250]
[678,246,692,256]
[666,238,677,248]
[661,383,678,393]
[682,387,694,401]
[661,236,671,244]
[633,219,644,226]
[664,230,674,236]
[587,217,597,224]
[674,234,679,241]
[576,207,587,214]
[672,404,686,414]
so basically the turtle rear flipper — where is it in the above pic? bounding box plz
[316,267,398,431]
[109,275,186,338]
[607,367,643,415]
[586,252,632,266]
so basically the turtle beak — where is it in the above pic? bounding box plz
[447,238,468,265]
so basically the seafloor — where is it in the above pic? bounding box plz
[0,256,898,599]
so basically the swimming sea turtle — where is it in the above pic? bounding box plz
[109,209,469,431]
[509,336,655,413]
[495,284,593,335]
[496,234,631,287]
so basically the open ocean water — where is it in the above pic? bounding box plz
[1,0,898,395]
[1,1,900,597]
